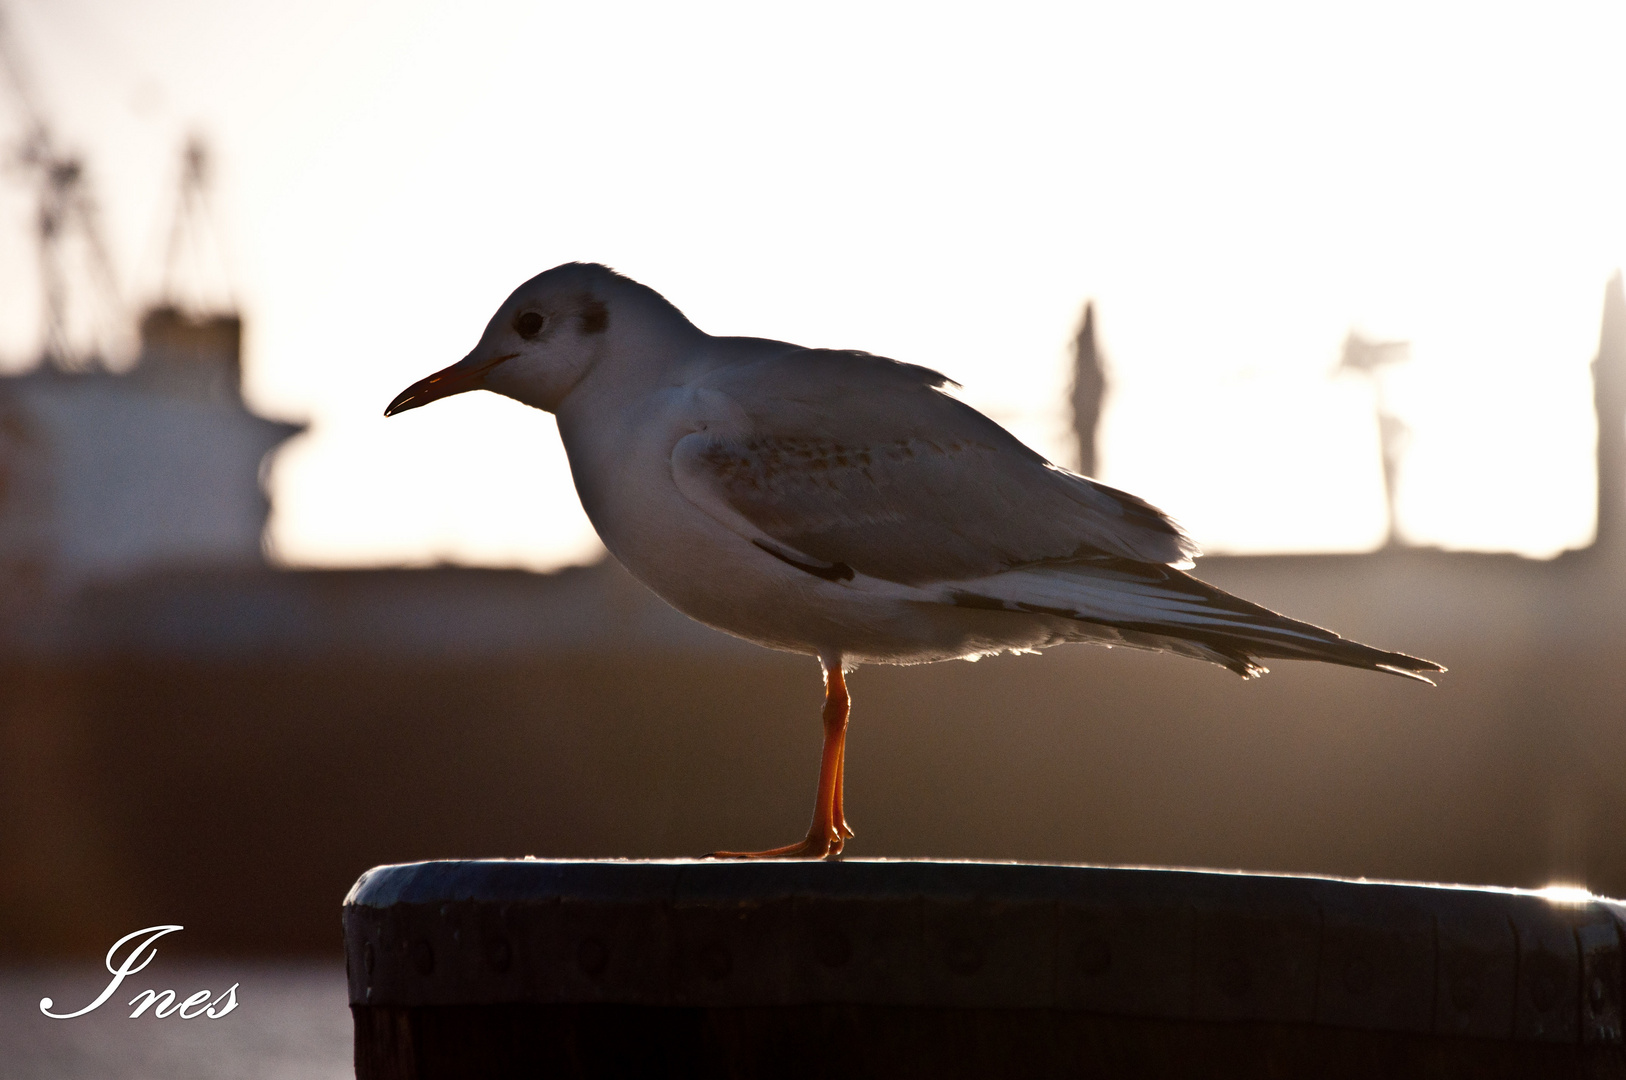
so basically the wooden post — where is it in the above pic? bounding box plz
[345,860,1626,1078]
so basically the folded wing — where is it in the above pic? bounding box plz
[672,348,1197,586]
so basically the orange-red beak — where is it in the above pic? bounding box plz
[384,351,518,417]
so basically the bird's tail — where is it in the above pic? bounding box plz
[946,558,1444,681]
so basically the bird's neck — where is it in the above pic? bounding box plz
[554,324,707,423]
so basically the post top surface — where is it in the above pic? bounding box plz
[344,857,1620,915]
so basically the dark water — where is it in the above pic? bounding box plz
[0,963,350,1079]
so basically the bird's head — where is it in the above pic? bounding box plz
[384,262,689,417]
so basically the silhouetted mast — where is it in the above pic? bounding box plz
[159,134,237,314]
[1070,301,1106,477]
[135,136,247,406]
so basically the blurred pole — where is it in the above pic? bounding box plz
[1592,272,1626,565]
[1070,301,1106,478]
[1338,333,1412,549]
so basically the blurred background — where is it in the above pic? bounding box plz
[2,1,1625,1071]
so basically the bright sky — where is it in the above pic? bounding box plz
[1,1,1622,567]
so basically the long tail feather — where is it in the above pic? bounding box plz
[945,557,1445,681]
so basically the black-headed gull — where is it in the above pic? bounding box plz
[386,263,1443,859]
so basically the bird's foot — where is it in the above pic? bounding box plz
[708,828,845,860]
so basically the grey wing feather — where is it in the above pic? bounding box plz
[673,348,1197,586]
[947,557,1445,682]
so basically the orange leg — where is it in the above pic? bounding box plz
[710,656,851,859]
[834,715,853,840]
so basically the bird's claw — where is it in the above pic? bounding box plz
[707,827,846,860]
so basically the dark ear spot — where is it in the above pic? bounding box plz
[580,298,609,335]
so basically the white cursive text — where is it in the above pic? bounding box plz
[39,925,239,1020]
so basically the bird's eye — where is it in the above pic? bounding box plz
[515,312,545,338]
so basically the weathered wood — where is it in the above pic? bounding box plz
[344,859,1626,1078]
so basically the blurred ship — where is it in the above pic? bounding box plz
[0,123,305,646]
[0,307,301,612]
[0,15,304,640]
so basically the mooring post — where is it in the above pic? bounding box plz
[344,860,1626,1079]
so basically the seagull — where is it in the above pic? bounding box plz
[385,263,1444,859]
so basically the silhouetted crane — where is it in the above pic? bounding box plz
[158,134,237,314]
[0,4,123,369]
